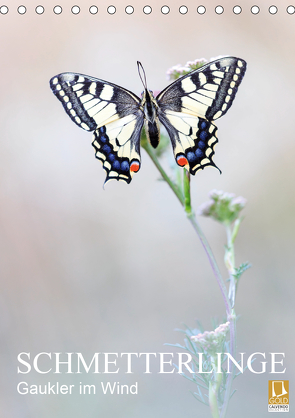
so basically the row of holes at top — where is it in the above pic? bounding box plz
[1,5,295,15]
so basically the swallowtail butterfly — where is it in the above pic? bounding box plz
[50,57,246,184]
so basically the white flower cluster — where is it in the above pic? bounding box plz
[166,56,230,81]
[166,58,208,80]
[191,322,230,354]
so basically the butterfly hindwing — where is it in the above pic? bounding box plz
[92,113,144,184]
[159,111,219,174]
[50,73,144,183]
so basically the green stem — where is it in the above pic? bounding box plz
[220,225,237,418]
[143,143,236,418]
[220,314,236,418]
[209,356,223,418]
[226,225,235,273]
[182,169,230,317]
[142,141,184,206]
[187,214,230,316]
[143,144,232,316]
[226,224,236,308]
[209,380,220,418]
[183,169,191,214]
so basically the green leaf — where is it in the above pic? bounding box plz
[233,262,251,280]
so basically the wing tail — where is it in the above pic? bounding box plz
[159,112,220,175]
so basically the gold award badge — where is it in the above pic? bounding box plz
[268,381,289,413]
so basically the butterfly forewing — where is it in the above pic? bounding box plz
[157,57,246,121]
[50,73,142,130]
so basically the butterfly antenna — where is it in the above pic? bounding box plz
[137,61,148,90]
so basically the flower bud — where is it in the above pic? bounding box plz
[198,190,246,225]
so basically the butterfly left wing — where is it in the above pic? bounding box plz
[50,72,144,184]
[156,56,246,174]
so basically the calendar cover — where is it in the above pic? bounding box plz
[1,1,294,417]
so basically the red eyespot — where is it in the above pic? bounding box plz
[130,161,140,172]
[177,155,188,167]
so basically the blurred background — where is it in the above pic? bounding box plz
[0,0,294,416]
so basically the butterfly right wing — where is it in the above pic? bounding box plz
[156,57,246,174]
[50,73,144,184]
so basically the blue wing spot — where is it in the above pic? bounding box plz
[187,151,197,162]
[200,120,207,129]
[199,131,208,141]
[100,135,107,143]
[198,140,206,149]
[102,144,111,154]
[121,161,129,171]
[112,160,120,170]
[108,153,116,162]
[195,149,204,158]
[99,126,106,134]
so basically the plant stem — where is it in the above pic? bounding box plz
[220,314,236,418]
[141,141,184,206]
[209,356,223,418]
[220,226,237,418]
[225,224,236,308]
[182,168,231,317]
[143,143,236,418]
[187,214,230,316]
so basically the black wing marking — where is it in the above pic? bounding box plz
[159,111,219,174]
[156,57,246,173]
[50,72,142,131]
[92,113,144,184]
[157,57,247,121]
[50,72,144,184]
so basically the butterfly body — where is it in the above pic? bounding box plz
[141,89,160,148]
[50,57,246,184]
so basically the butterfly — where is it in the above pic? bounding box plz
[50,57,246,185]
